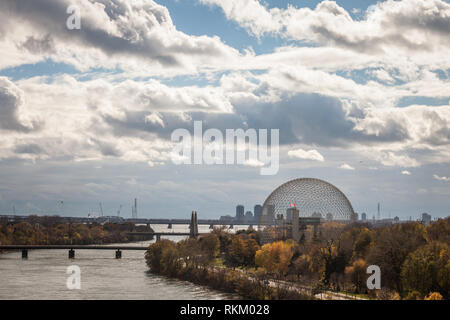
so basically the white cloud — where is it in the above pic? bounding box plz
[433,174,450,181]
[0,0,241,76]
[201,0,450,56]
[145,113,165,128]
[288,148,324,162]
[339,163,355,170]
[375,151,420,168]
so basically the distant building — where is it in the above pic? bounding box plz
[219,215,234,222]
[254,205,262,222]
[236,205,244,221]
[354,212,359,221]
[361,212,367,221]
[286,207,296,221]
[422,213,432,226]
[245,211,253,222]
[261,204,275,223]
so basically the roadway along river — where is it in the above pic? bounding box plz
[0,224,243,300]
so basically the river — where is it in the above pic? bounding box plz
[0,224,246,300]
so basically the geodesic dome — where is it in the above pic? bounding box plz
[260,178,355,222]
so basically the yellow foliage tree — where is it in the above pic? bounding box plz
[424,292,443,300]
[255,241,295,277]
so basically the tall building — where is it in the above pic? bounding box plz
[236,205,244,221]
[261,204,275,223]
[245,211,253,222]
[286,207,296,221]
[254,205,262,222]
[361,212,367,221]
[422,213,432,226]
[354,212,359,221]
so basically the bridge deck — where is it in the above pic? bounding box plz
[126,232,196,236]
[0,245,148,250]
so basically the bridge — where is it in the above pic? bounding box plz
[0,244,147,259]
[126,211,205,241]
[126,231,206,241]
[0,214,266,227]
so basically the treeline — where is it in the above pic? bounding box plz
[146,218,450,300]
[145,232,314,300]
[296,218,450,300]
[0,215,152,246]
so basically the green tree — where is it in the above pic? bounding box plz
[401,242,449,298]
[145,240,175,273]
[367,222,427,292]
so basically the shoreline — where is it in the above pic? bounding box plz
[148,264,315,300]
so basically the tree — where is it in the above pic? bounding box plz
[145,240,175,273]
[352,228,373,259]
[367,222,427,292]
[424,292,443,300]
[161,245,181,276]
[244,238,260,267]
[345,258,368,293]
[401,242,449,298]
[427,217,450,245]
[255,241,295,277]
[226,236,247,267]
[199,233,220,261]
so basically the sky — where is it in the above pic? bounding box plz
[0,0,449,220]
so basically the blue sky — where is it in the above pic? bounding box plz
[0,0,449,220]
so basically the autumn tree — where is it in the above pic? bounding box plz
[401,242,449,298]
[199,233,220,260]
[345,258,368,293]
[255,240,295,277]
[145,240,176,273]
[367,222,427,292]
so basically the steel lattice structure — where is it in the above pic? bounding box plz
[259,178,355,223]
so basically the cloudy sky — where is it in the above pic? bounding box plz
[0,0,449,220]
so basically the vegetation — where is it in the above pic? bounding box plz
[145,231,313,300]
[145,217,450,300]
[0,215,152,248]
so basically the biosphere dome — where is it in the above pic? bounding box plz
[260,178,355,223]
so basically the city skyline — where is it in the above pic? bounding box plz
[0,0,449,219]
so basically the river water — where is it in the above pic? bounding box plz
[0,224,245,300]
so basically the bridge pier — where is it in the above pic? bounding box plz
[156,234,161,242]
[229,224,234,229]
[168,223,172,229]
[209,223,214,229]
[22,249,28,259]
[115,249,122,259]
[68,249,75,259]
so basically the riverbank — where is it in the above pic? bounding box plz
[150,263,314,300]
[0,216,153,253]
[145,238,314,300]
